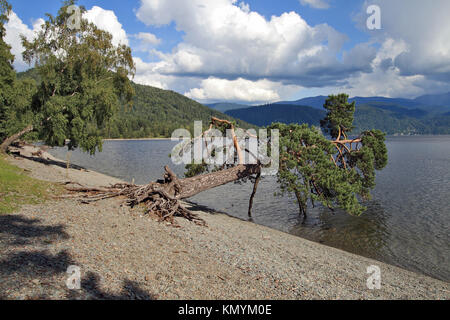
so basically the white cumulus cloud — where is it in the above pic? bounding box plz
[84,6,129,47]
[185,77,302,103]
[135,0,375,89]
[344,0,450,97]
[4,12,44,71]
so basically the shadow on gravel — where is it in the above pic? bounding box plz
[12,153,87,171]
[0,215,69,246]
[67,272,158,300]
[0,250,76,278]
[0,215,156,300]
[186,201,226,215]
[0,214,75,298]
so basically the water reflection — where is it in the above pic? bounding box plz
[290,201,391,264]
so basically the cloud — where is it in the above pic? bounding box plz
[365,0,450,83]
[4,12,44,71]
[136,32,161,46]
[342,0,450,98]
[339,38,425,98]
[185,77,302,103]
[299,0,330,10]
[135,0,375,90]
[84,6,129,46]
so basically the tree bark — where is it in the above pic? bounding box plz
[0,125,34,154]
[176,164,261,199]
[69,164,262,225]
[295,190,307,218]
[68,117,264,225]
[248,171,261,218]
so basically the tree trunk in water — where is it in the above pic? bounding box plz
[295,190,307,218]
[248,172,261,218]
[0,125,34,154]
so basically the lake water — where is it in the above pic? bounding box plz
[48,136,450,282]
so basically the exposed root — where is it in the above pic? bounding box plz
[65,168,206,226]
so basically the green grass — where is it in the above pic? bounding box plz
[0,155,61,214]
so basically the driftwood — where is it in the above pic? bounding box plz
[0,125,34,154]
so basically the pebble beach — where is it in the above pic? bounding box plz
[1,147,449,300]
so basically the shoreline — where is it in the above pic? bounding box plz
[103,138,173,141]
[101,134,450,140]
[100,135,450,143]
[1,146,449,300]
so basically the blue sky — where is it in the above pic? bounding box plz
[9,0,369,59]
[5,0,450,103]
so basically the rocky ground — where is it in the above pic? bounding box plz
[1,148,449,300]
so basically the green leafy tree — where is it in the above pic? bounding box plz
[0,0,15,141]
[19,0,135,154]
[269,94,388,217]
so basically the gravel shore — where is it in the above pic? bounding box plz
[1,149,449,300]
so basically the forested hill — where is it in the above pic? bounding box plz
[226,102,450,135]
[226,104,326,127]
[106,83,254,138]
[17,70,254,139]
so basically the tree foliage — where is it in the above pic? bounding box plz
[0,0,15,141]
[21,0,135,154]
[181,94,388,217]
[269,94,388,216]
[102,83,254,139]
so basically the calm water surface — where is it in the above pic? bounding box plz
[49,136,450,282]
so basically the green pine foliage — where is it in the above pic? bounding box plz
[320,94,355,139]
[269,94,388,217]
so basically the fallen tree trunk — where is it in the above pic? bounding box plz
[67,117,263,226]
[0,125,34,154]
[177,164,261,199]
[69,164,261,226]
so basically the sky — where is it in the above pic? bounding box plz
[4,0,450,104]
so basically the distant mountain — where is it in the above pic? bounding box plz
[350,97,424,109]
[226,104,325,127]
[414,92,450,107]
[226,102,450,135]
[274,96,327,110]
[207,102,252,113]
[275,96,425,110]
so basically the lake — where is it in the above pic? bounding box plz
[48,136,450,282]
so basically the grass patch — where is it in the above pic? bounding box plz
[0,155,61,214]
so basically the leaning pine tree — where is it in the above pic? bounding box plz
[71,94,388,224]
[270,94,388,217]
[0,0,135,154]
